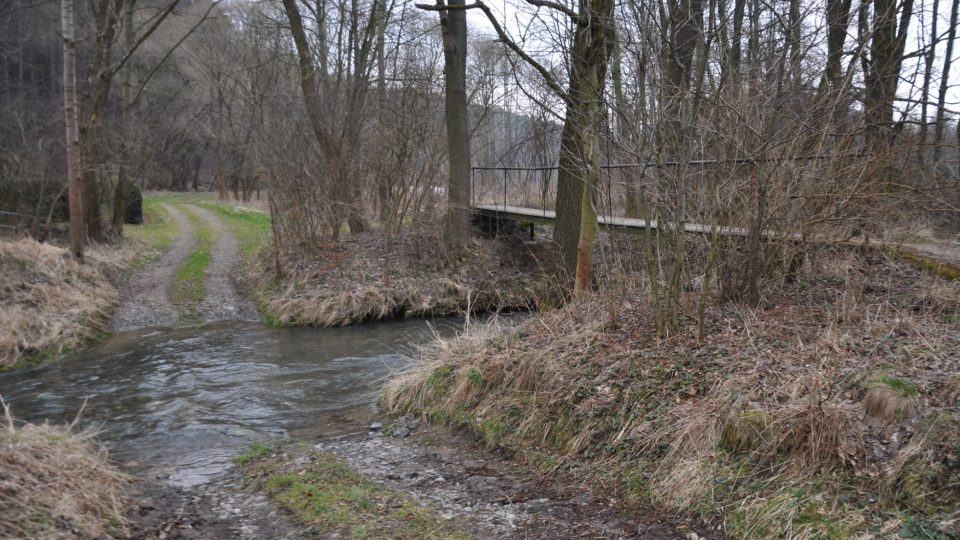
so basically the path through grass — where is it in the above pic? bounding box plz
[168,204,216,325]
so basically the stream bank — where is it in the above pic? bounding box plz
[255,228,557,327]
[383,249,960,538]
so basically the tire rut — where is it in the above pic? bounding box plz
[184,204,259,324]
[112,204,195,331]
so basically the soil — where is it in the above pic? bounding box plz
[111,203,258,331]
[188,205,259,324]
[112,204,195,331]
[304,421,701,539]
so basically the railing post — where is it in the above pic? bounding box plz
[502,168,507,210]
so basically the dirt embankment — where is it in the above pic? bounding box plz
[0,237,128,369]
[384,249,960,539]
[261,229,557,327]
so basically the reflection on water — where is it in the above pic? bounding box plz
[0,318,461,486]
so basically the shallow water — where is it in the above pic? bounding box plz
[0,319,461,486]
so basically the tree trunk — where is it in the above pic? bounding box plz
[933,0,959,163]
[111,0,135,237]
[918,0,939,163]
[283,0,368,239]
[571,0,615,296]
[80,0,122,243]
[864,0,914,153]
[438,0,472,247]
[62,0,84,259]
[611,39,640,219]
[553,0,616,290]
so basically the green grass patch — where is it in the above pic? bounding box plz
[234,441,278,465]
[124,197,180,270]
[191,200,271,258]
[241,450,471,539]
[879,375,918,397]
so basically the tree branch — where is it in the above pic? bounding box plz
[415,0,571,106]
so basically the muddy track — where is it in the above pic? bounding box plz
[188,205,259,324]
[112,203,258,331]
[113,204,195,332]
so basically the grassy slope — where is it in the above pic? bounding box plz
[384,252,960,539]
[0,239,123,369]
[236,443,471,539]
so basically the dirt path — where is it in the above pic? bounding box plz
[112,202,299,538]
[188,205,258,324]
[112,204,195,332]
[112,203,258,331]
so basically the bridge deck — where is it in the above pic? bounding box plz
[473,204,801,240]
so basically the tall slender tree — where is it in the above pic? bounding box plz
[61,0,84,259]
[933,0,959,163]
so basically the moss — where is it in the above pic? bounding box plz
[241,450,471,539]
[879,375,918,397]
[896,250,960,281]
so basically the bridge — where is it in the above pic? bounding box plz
[471,204,789,238]
[468,163,805,242]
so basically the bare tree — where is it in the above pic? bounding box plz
[933,0,959,163]
[61,0,83,259]
[432,0,472,247]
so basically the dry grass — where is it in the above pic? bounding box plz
[385,249,960,537]
[0,237,128,368]
[0,400,131,538]
[263,230,556,326]
[863,380,922,426]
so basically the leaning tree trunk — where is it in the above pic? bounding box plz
[62,0,84,259]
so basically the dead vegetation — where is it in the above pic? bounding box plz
[384,248,960,538]
[0,400,131,538]
[261,229,556,326]
[0,236,129,369]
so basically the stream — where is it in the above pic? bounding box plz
[0,318,462,487]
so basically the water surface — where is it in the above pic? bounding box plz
[0,319,460,486]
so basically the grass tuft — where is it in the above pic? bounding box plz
[0,401,131,538]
